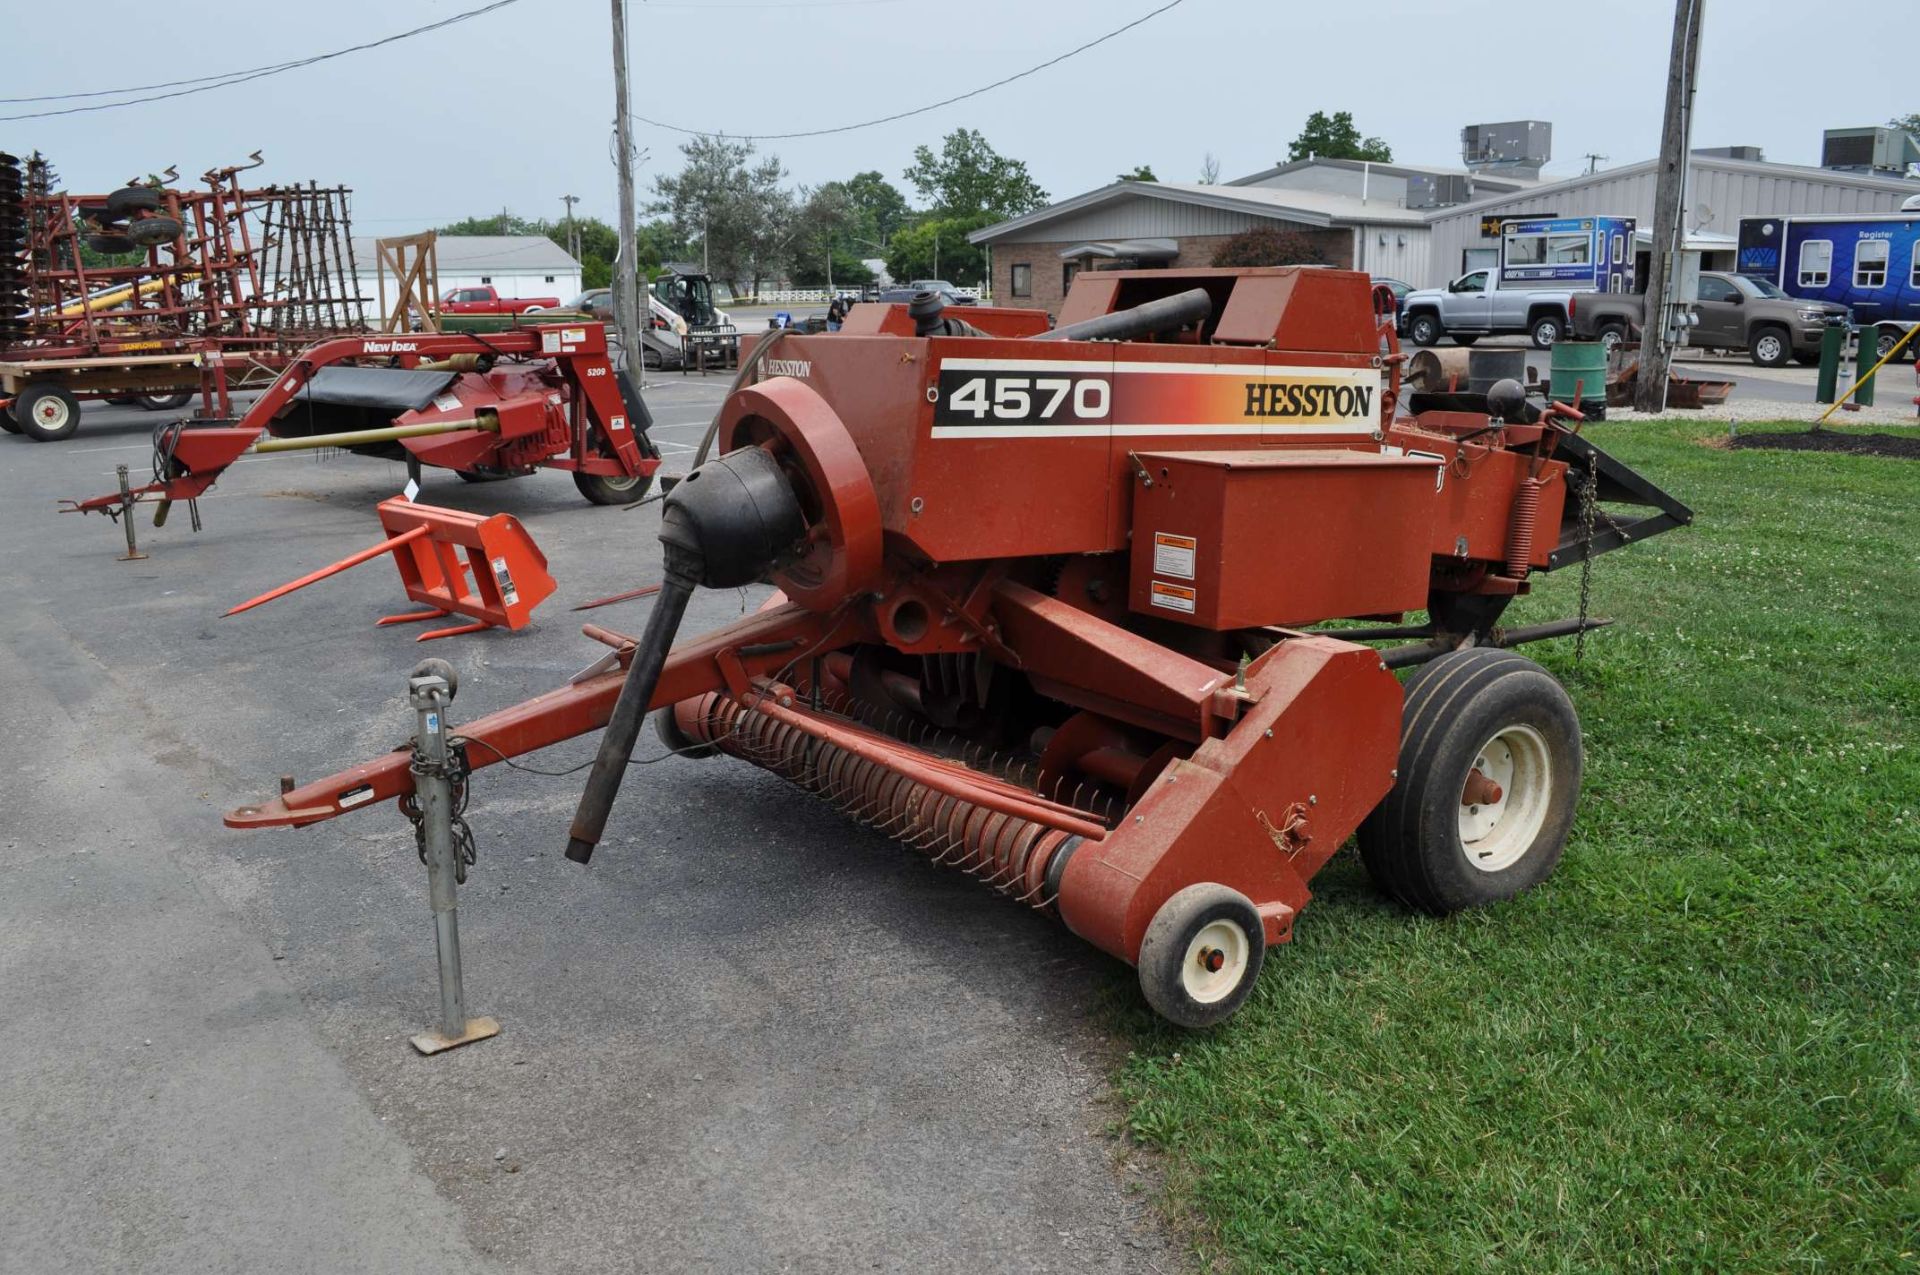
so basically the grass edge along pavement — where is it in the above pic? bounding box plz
[1107,419,1919,1273]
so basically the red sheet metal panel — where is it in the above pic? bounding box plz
[1126,449,1442,629]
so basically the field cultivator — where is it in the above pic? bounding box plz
[222,269,1690,1029]
[63,324,662,552]
[0,150,364,440]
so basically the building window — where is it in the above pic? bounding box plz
[1797,241,1831,288]
[1912,244,1920,289]
[1010,263,1032,297]
[544,275,556,283]
[1854,238,1889,289]
[1063,261,1081,292]
[480,275,492,285]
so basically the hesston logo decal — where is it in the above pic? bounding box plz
[764,358,812,378]
[1242,381,1374,420]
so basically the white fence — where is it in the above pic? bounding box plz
[725,285,990,306]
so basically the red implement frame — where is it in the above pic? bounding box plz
[61,324,658,525]
[226,497,556,641]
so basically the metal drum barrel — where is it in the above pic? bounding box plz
[1550,340,1607,417]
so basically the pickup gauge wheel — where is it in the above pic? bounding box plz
[1136,883,1266,1029]
[126,216,182,248]
[1357,648,1582,915]
[1530,315,1562,348]
[105,186,162,218]
[1407,313,1443,347]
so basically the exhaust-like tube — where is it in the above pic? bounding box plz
[1032,287,1212,343]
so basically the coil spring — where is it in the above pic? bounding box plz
[678,691,1080,910]
[1505,477,1543,579]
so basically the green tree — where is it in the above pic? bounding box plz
[903,129,1048,219]
[1210,226,1329,268]
[1117,165,1157,182]
[882,212,994,286]
[786,183,878,287]
[1890,112,1920,136]
[1285,110,1393,163]
[651,134,794,293]
[838,170,912,249]
[1199,152,1221,184]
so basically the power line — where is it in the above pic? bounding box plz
[627,0,1187,141]
[0,0,526,120]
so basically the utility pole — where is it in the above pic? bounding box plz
[1583,152,1608,176]
[560,194,580,262]
[610,0,640,371]
[1634,0,1704,414]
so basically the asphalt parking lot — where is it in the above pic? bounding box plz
[0,382,1179,1274]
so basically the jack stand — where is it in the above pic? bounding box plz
[115,465,147,561]
[404,665,501,1056]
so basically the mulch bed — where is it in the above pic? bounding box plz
[1729,430,1920,460]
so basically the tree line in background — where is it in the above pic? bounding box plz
[436,110,1404,295]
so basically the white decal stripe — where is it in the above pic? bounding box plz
[930,422,1377,440]
[938,358,1379,380]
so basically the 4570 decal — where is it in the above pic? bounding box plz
[933,369,1110,425]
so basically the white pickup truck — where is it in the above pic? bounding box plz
[1400,270,1576,349]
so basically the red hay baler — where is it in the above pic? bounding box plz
[224,269,1689,1027]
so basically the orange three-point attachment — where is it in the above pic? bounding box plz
[224,497,556,641]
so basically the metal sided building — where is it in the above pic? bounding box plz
[1426,154,1919,286]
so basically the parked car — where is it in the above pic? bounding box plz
[567,287,612,321]
[904,280,978,305]
[1400,271,1575,349]
[439,285,560,315]
[1569,270,1849,367]
[876,286,976,307]
[1371,276,1414,333]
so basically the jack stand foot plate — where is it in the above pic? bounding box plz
[410,1015,501,1056]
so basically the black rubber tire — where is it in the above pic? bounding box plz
[1749,325,1791,368]
[106,187,162,218]
[1357,648,1582,916]
[1136,882,1266,1028]
[126,216,182,248]
[1451,334,1480,347]
[1792,351,1822,367]
[1875,329,1911,363]
[1530,314,1563,349]
[455,467,518,483]
[1407,312,1443,347]
[139,392,193,411]
[1597,322,1629,353]
[13,382,82,442]
[86,233,138,256]
[0,401,21,435]
[572,468,653,506]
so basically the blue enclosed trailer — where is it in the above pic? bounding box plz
[1738,211,1920,359]
[1498,216,1636,293]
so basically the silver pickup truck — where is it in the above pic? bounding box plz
[1401,270,1575,349]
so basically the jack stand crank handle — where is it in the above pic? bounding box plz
[406,669,500,1056]
[564,570,696,864]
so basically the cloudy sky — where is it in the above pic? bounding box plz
[4,0,1912,229]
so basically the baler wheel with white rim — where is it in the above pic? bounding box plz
[1136,883,1266,1029]
[1358,648,1582,915]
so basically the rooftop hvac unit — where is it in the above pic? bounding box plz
[1461,120,1552,175]
[1821,127,1920,174]
[1406,173,1473,209]
[1694,145,1765,162]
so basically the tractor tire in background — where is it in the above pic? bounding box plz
[126,216,182,248]
[0,402,21,435]
[105,186,162,218]
[13,382,83,442]
[1357,648,1582,916]
[139,392,194,411]
[1136,883,1267,1029]
[572,426,658,506]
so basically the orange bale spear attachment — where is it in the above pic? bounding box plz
[224,497,556,641]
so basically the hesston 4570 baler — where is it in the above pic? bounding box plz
[62,324,661,538]
[224,269,1689,1028]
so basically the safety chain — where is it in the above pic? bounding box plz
[1574,452,1600,665]
[400,739,478,884]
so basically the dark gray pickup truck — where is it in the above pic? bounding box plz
[1569,270,1849,367]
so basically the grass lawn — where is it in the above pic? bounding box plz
[1112,420,1919,1273]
